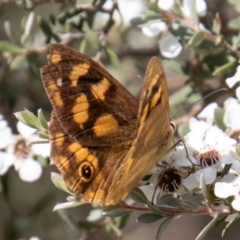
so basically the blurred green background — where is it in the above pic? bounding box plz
[1,0,240,239]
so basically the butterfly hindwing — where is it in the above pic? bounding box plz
[49,110,131,203]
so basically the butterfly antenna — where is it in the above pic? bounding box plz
[170,88,227,118]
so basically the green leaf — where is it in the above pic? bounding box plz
[137,213,163,223]
[169,85,193,106]
[37,16,53,38]
[85,32,100,51]
[113,214,131,229]
[221,164,232,177]
[155,217,173,240]
[228,0,240,11]
[51,172,74,195]
[131,17,148,25]
[37,130,49,140]
[163,59,183,74]
[38,109,48,130]
[79,37,87,54]
[103,204,132,217]
[180,201,197,210]
[228,16,240,30]
[147,202,165,216]
[212,15,222,35]
[77,220,100,230]
[222,213,239,237]
[148,2,160,13]
[0,41,23,55]
[169,22,194,41]
[177,123,190,139]
[157,194,181,208]
[4,20,14,43]
[14,109,42,130]
[187,31,205,47]
[212,57,237,76]
[196,213,227,240]
[129,187,148,204]
[104,47,120,65]
[214,107,226,131]
[172,2,184,17]
[10,55,28,70]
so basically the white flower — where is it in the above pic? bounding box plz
[183,167,217,190]
[118,0,146,25]
[142,21,167,37]
[232,196,240,211]
[17,121,50,158]
[214,176,240,211]
[158,0,174,11]
[182,0,207,18]
[0,152,14,175]
[197,102,218,124]
[226,66,240,88]
[159,32,182,58]
[0,116,12,149]
[195,0,207,16]
[236,86,240,101]
[0,114,14,175]
[223,97,240,131]
[16,121,36,139]
[186,118,236,155]
[179,118,236,190]
[29,237,41,240]
[18,158,42,182]
[7,121,50,182]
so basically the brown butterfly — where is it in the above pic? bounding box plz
[40,44,174,206]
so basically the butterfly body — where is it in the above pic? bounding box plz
[41,44,173,205]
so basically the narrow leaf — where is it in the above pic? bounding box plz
[51,172,74,195]
[103,205,132,217]
[155,217,173,240]
[0,41,23,54]
[129,187,148,204]
[14,110,42,130]
[38,109,48,130]
[187,31,205,47]
[222,213,239,237]
[137,213,163,223]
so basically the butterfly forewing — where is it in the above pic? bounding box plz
[106,57,174,205]
[41,44,138,147]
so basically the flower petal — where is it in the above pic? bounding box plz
[0,152,14,175]
[214,182,237,198]
[158,0,174,11]
[19,158,42,182]
[231,196,240,211]
[159,32,182,58]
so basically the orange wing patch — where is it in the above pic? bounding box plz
[91,77,110,100]
[69,63,90,87]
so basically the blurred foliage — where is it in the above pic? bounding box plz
[1,0,240,240]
